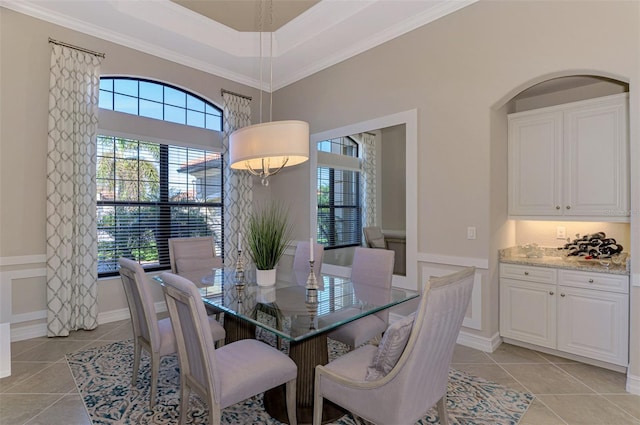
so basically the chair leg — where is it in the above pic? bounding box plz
[313,376,323,425]
[210,401,221,425]
[436,396,449,425]
[179,383,190,425]
[132,340,141,386]
[149,351,159,408]
[285,378,297,425]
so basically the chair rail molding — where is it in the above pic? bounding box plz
[418,253,489,269]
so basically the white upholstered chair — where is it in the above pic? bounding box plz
[168,236,222,284]
[118,258,226,407]
[293,241,325,278]
[160,272,298,425]
[328,247,394,349]
[313,267,475,425]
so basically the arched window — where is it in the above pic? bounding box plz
[317,136,361,248]
[99,77,222,130]
[97,77,223,276]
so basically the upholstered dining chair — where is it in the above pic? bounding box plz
[168,236,223,283]
[363,226,387,249]
[160,272,298,425]
[293,241,325,277]
[118,258,226,408]
[168,236,224,318]
[327,247,394,349]
[313,267,475,425]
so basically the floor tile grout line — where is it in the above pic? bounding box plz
[546,361,632,400]
[1,361,65,393]
[489,356,572,425]
[495,355,636,424]
[20,393,68,425]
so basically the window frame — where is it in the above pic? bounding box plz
[97,77,224,277]
[96,136,224,277]
[316,136,362,250]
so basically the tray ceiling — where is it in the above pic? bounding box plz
[1,0,477,91]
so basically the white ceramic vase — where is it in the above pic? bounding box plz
[256,268,277,286]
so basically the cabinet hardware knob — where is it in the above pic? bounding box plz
[561,293,566,297]
[566,205,571,210]
[524,271,529,275]
[556,206,561,210]
[549,291,554,295]
[588,279,594,283]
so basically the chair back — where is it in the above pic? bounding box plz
[351,247,394,322]
[385,267,475,422]
[118,258,162,352]
[160,272,221,403]
[168,236,222,274]
[363,226,386,249]
[293,241,325,277]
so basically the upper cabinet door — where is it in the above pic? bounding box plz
[508,93,629,221]
[564,95,629,218]
[508,111,563,216]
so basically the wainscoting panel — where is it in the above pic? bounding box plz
[420,262,484,331]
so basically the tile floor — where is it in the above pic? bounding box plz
[1,318,639,425]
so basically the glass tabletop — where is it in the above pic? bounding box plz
[175,268,419,343]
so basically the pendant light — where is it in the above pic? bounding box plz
[229,0,309,186]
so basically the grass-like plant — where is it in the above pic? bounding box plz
[247,202,293,270]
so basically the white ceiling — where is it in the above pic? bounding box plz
[1,0,477,91]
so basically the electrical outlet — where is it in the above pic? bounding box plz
[556,226,566,239]
[467,226,476,240]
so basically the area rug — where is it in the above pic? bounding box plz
[67,339,533,425]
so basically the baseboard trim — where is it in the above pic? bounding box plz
[11,301,169,342]
[457,331,501,352]
[11,322,47,342]
[0,322,11,378]
[626,372,640,395]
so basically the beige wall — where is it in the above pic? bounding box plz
[270,0,640,378]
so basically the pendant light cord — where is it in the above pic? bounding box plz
[269,0,273,122]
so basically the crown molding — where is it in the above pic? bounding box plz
[1,0,477,91]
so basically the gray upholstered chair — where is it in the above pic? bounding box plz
[328,247,394,349]
[160,272,298,425]
[293,241,325,277]
[313,267,475,425]
[363,226,387,249]
[168,236,223,284]
[118,258,226,408]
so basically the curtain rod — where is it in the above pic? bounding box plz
[48,38,105,58]
[221,89,252,101]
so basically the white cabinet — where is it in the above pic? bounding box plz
[500,278,556,348]
[499,263,629,366]
[556,286,629,365]
[508,93,629,221]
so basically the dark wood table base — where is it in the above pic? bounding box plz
[263,333,347,424]
[224,313,347,424]
[263,385,346,425]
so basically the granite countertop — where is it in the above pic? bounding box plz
[499,246,629,276]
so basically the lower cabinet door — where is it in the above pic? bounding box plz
[500,279,556,348]
[557,286,629,366]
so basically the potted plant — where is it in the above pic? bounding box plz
[247,202,293,286]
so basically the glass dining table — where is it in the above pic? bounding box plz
[163,268,419,424]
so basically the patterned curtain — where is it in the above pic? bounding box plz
[222,92,253,266]
[46,44,102,336]
[360,132,377,229]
